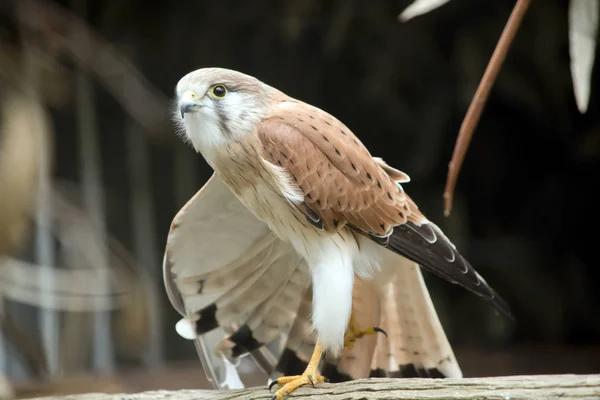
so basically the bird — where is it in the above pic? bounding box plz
[163,67,512,399]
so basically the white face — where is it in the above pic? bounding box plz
[172,68,271,166]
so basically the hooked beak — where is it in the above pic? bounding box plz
[179,91,201,118]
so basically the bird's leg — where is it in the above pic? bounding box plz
[343,313,386,350]
[269,338,328,400]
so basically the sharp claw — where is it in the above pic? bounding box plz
[307,374,315,387]
[374,327,388,337]
[271,395,277,400]
[324,377,330,383]
[268,379,279,392]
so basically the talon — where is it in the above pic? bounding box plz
[344,314,387,350]
[324,377,330,383]
[373,327,388,337]
[271,339,327,400]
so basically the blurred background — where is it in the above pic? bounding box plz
[0,0,599,398]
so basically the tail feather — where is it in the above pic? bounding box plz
[322,277,380,381]
[316,257,462,381]
[386,260,461,378]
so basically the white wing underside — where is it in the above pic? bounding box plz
[163,173,311,388]
[163,173,461,389]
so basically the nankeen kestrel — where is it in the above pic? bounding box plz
[163,68,511,399]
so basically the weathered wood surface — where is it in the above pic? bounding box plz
[29,374,600,400]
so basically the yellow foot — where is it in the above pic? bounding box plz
[269,368,328,400]
[269,338,327,399]
[344,314,387,350]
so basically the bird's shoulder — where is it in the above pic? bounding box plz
[254,99,409,235]
[258,98,387,184]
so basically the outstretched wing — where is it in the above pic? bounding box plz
[163,173,311,388]
[257,100,511,317]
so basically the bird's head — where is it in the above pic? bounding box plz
[173,68,276,162]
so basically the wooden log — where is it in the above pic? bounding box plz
[29,374,600,400]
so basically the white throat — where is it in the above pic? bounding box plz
[180,95,266,168]
[182,112,225,168]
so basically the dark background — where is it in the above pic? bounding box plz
[0,0,598,397]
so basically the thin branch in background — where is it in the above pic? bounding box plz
[443,0,532,216]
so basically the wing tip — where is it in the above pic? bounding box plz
[385,221,515,321]
[489,292,515,321]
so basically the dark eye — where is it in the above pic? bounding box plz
[212,84,227,98]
